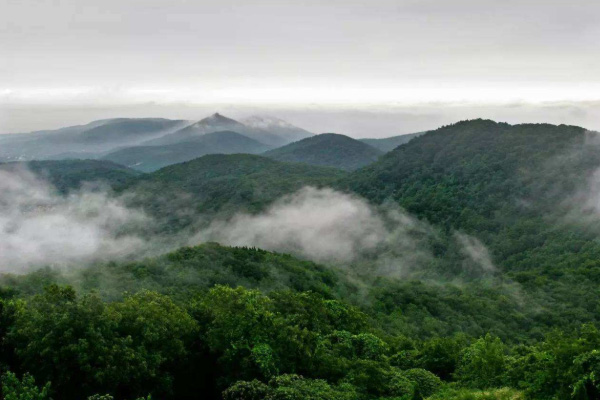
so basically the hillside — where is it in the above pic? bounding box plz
[263,133,383,170]
[102,131,270,172]
[0,159,141,193]
[146,113,287,147]
[359,131,423,152]
[0,243,341,300]
[123,153,347,231]
[344,119,600,276]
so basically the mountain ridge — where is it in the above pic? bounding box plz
[263,132,383,170]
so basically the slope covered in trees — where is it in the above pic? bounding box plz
[122,153,347,232]
[0,159,141,193]
[264,133,383,171]
[2,243,600,399]
[344,119,600,275]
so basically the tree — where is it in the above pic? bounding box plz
[1,372,50,400]
[456,334,506,388]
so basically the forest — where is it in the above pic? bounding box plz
[2,120,600,399]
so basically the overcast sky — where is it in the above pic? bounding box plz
[1,0,599,136]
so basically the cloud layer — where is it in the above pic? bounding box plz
[0,167,149,272]
[193,187,433,269]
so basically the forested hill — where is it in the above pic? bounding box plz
[263,133,383,170]
[0,159,141,193]
[343,119,600,274]
[123,153,346,231]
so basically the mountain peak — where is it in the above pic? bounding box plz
[264,132,382,171]
[197,113,240,126]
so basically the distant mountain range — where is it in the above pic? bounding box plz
[0,118,190,161]
[143,113,306,148]
[0,113,314,163]
[0,112,422,172]
[263,133,383,171]
[102,131,270,172]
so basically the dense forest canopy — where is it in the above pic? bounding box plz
[2,120,600,399]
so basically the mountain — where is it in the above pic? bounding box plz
[241,115,313,143]
[0,159,141,193]
[124,153,347,231]
[145,113,287,147]
[4,119,600,400]
[1,243,341,301]
[359,131,423,152]
[102,131,270,172]
[344,119,600,276]
[263,133,383,171]
[0,118,189,161]
[119,154,344,231]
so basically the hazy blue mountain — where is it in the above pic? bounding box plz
[263,133,383,170]
[145,113,287,147]
[0,118,189,161]
[241,115,313,143]
[102,130,271,172]
[359,131,423,152]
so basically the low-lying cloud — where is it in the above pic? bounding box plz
[0,167,149,272]
[455,232,496,272]
[193,187,433,270]
[0,171,500,280]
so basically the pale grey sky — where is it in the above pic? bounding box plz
[1,0,600,135]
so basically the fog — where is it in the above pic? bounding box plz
[455,232,496,272]
[0,168,500,279]
[0,167,149,272]
[193,187,491,278]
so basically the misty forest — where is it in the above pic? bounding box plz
[2,114,600,400]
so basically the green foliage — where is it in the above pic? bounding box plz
[8,285,197,400]
[456,334,506,389]
[428,386,524,400]
[403,369,442,399]
[223,380,270,400]
[224,375,359,400]
[1,372,50,400]
[123,153,346,232]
